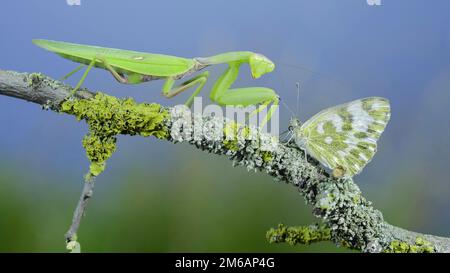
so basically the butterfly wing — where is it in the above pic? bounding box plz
[299,97,391,177]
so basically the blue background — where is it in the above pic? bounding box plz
[0,0,449,252]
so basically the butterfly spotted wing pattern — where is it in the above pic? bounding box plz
[294,97,391,177]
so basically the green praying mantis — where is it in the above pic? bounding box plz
[33,39,279,126]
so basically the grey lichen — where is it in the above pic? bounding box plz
[25,71,68,97]
[27,72,45,90]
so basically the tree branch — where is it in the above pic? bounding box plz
[266,223,331,245]
[65,178,95,253]
[1,69,449,253]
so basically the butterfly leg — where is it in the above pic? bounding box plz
[282,131,294,144]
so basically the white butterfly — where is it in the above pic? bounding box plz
[288,97,391,177]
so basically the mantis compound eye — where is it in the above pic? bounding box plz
[288,125,294,131]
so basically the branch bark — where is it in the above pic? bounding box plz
[1,69,449,253]
[65,178,95,252]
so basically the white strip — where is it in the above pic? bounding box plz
[327,114,343,132]
[347,101,373,132]
[317,122,325,134]
[359,153,369,161]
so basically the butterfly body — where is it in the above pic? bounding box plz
[289,97,391,178]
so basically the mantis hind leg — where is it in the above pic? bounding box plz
[69,58,96,97]
[67,57,127,99]
[97,57,128,84]
[208,62,279,128]
[61,64,84,81]
[162,71,210,107]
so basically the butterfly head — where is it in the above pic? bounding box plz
[288,118,302,132]
[288,118,308,148]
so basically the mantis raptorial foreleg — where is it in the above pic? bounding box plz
[248,98,280,127]
[209,62,279,128]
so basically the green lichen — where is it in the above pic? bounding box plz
[66,233,81,253]
[60,92,169,178]
[266,223,331,245]
[66,240,81,253]
[261,151,273,163]
[82,134,117,177]
[385,237,435,253]
[339,240,354,249]
[27,72,46,91]
[222,140,239,151]
[222,121,250,151]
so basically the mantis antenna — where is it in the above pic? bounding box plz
[280,99,296,118]
[279,81,300,118]
[278,62,352,93]
[279,93,297,143]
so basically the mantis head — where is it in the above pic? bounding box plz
[249,53,275,79]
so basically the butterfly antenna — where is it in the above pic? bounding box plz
[296,82,300,117]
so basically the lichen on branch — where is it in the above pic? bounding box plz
[385,237,435,253]
[1,69,450,252]
[60,93,169,178]
[266,223,331,245]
